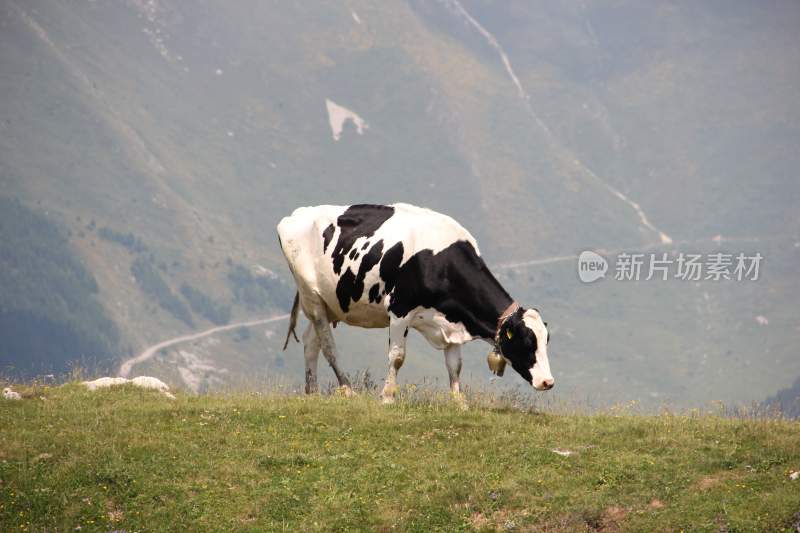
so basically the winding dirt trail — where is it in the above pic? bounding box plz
[118,314,289,378]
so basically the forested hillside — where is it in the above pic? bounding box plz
[764,378,800,419]
[0,197,120,375]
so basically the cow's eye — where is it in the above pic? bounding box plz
[524,336,535,350]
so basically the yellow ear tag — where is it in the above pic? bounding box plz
[506,329,513,340]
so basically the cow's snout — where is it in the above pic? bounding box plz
[530,359,554,391]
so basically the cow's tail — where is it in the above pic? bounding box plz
[283,292,301,350]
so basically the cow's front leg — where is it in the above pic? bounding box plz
[302,323,321,394]
[381,319,408,404]
[444,344,467,409]
[311,317,352,395]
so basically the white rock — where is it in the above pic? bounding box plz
[130,376,176,398]
[82,376,175,399]
[2,387,22,400]
[83,377,129,391]
[130,376,170,392]
[790,471,799,481]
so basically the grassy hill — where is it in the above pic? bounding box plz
[1,384,799,531]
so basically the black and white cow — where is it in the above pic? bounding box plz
[277,203,553,403]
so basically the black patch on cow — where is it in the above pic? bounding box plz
[385,240,513,341]
[336,268,357,313]
[322,223,335,253]
[361,242,370,250]
[368,283,381,303]
[379,242,404,293]
[331,204,394,274]
[496,308,538,384]
[349,248,358,261]
[335,240,385,312]
[403,328,409,337]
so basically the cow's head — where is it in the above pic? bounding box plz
[489,307,554,390]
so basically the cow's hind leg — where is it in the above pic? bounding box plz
[302,323,321,394]
[444,344,468,409]
[381,318,408,404]
[311,317,352,395]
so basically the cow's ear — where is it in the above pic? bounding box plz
[487,350,506,376]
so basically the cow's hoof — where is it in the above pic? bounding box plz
[336,385,354,397]
[452,392,468,411]
[380,393,396,405]
[381,383,398,404]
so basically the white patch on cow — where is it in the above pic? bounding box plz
[406,306,474,349]
[325,98,368,141]
[523,310,553,390]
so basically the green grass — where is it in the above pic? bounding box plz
[1,385,799,532]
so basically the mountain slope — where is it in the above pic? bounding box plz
[1,0,798,408]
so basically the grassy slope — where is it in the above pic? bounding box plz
[1,385,799,532]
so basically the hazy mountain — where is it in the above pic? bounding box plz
[1,0,798,409]
[763,377,800,419]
